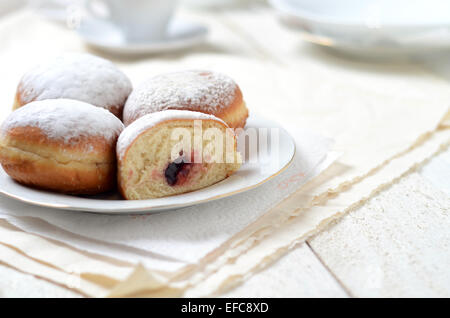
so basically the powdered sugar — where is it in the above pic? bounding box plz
[117,110,227,160]
[2,99,124,144]
[18,53,132,112]
[123,70,237,124]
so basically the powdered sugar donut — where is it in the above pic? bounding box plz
[122,70,248,128]
[0,99,124,194]
[117,110,241,200]
[13,53,132,118]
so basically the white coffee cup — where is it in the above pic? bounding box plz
[85,0,177,42]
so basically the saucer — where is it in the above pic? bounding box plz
[76,18,208,55]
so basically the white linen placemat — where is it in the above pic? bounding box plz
[0,126,336,269]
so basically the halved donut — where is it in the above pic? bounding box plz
[117,110,241,200]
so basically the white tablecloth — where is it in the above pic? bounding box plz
[0,1,449,297]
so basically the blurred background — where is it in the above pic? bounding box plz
[1,0,450,299]
[3,0,450,59]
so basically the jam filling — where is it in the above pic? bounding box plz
[165,160,189,186]
[164,151,194,186]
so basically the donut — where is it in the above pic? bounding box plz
[123,70,248,128]
[117,110,241,200]
[0,99,124,195]
[13,53,132,119]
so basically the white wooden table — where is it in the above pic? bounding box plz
[0,2,449,298]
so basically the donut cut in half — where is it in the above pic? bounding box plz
[117,110,241,200]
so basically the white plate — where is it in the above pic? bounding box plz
[0,116,295,214]
[76,17,208,55]
[270,0,450,51]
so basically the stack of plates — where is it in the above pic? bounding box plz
[270,0,450,54]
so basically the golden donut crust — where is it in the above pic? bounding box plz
[123,71,249,128]
[0,126,117,194]
[212,87,248,129]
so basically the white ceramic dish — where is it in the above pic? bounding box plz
[0,116,295,214]
[270,0,450,51]
[76,17,208,55]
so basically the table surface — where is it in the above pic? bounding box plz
[0,2,449,298]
